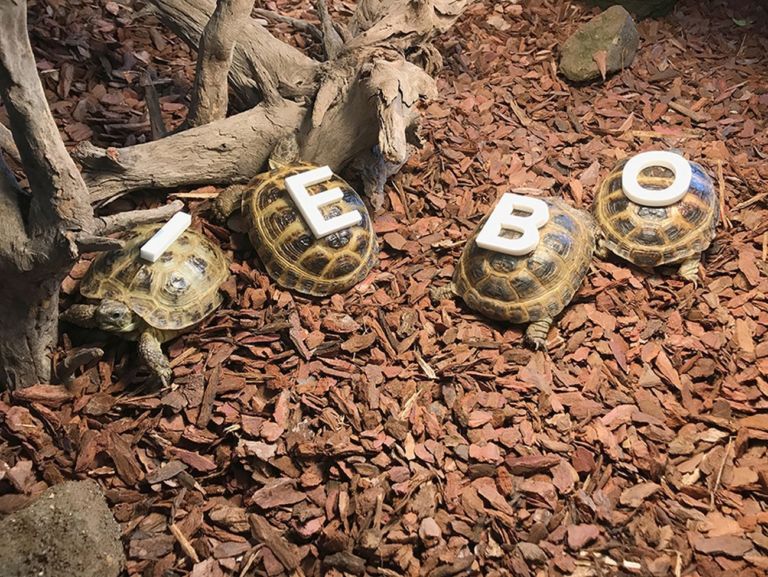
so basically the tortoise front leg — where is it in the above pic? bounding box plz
[211,184,247,224]
[61,304,99,328]
[594,242,609,259]
[429,283,455,302]
[138,331,172,386]
[678,257,701,285]
[525,318,553,351]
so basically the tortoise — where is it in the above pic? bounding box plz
[433,196,596,350]
[592,156,718,283]
[212,155,378,297]
[61,223,230,385]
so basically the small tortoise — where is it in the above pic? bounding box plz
[62,223,230,385]
[592,156,718,283]
[213,160,378,297]
[434,197,596,350]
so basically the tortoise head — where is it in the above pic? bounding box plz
[268,133,300,170]
[95,299,139,334]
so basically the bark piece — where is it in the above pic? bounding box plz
[0,122,21,163]
[692,535,753,557]
[0,480,124,577]
[567,524,601,550]
[505,454,561,474]
[619,482,661,508]
[250,479,306,508]
[249,514,305,574]
[11,383,73,407]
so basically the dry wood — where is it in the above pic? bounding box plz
[0,122,21,163]
[77,101,304,204]
[249,514,305,577]
[141,72,167,140]
[149,0,319,106]
[252,8,323,41]
[669,99,706,123]
[75,0,468,206]
[170,522,201,563]
[187,0,255,127]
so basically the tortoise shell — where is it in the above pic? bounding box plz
[241,162,378,297]
[453,197,595,323]
[80,224,230,331]
[593,158,718,268]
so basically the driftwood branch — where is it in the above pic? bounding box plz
[252,8,323,42]
[0,122,21,164]
[348,0,469,50]
[187,0,255,127]
[0,154,31,271]
[141,72,167,139]
[95,199,184,235]
[78,0,470,206]
[76,100,304,203]
[313,0,345,59]
[0,6,94,239]
[149,0,319,106]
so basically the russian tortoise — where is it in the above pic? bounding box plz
[213,161,378,297]
[61,223,230,385]
[593,157,718,283]
[435,197,596,350]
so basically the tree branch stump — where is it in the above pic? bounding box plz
[187,0,255,127]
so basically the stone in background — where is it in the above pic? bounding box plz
[559,5,640,83]
[0,479,125,577]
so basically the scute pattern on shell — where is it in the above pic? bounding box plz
[242,162,379,297]
[593,158,718,267]
[453,197,595,323]
[80,224,230,331]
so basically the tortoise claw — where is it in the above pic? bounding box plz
[525,319,552,351]
[678,257,701,285]
[525,336,547,351]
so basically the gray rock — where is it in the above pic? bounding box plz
[559,5,639,83]
[0,479,125,577]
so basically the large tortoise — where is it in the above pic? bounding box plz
[213,160,378,297]
[592,155,718,283]
[61,223,230,385]
[433,196,596,350]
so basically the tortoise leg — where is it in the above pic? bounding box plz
[525,318,553,350]
[678,257,701,285]
[593,238,609,259]
[211,184,247,224]
[61,304,99,328]
[429,284,455,302]
[138,331,172,386]
[268,133,300,169]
